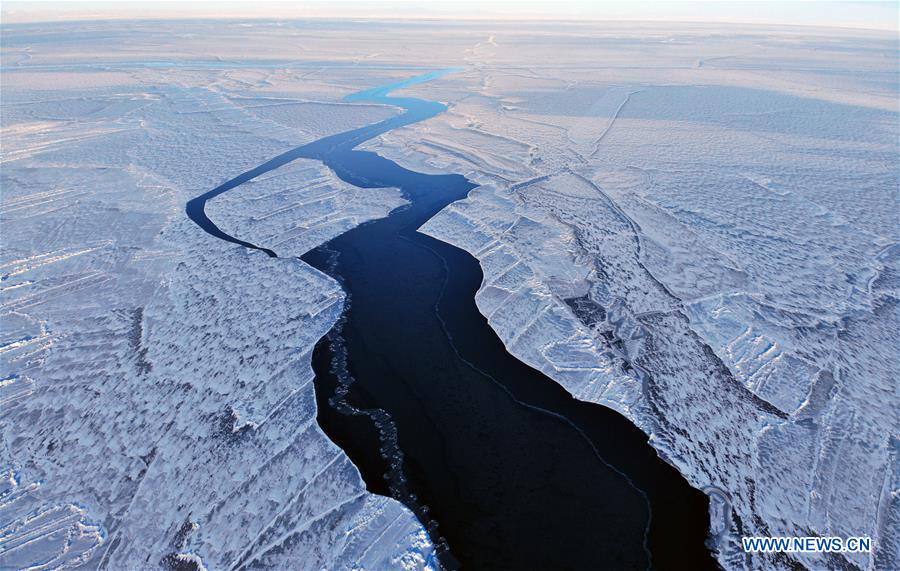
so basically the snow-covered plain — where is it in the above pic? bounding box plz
[1,21,432,571]
[365,22,898,571]
[1,18,897,571]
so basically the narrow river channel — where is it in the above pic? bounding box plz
[187,69,716,570]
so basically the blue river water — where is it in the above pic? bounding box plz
[187,70,716,570]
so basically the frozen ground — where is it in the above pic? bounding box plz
[364,21,898,571]
[0,20,432,571]
[1,18,897,571]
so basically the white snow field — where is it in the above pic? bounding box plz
[364,21,898,571]
[1,21,433,571]
[1,18,897,571]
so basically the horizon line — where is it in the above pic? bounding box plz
[2,13,897,34]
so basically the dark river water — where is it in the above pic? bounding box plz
[188,70,716,570]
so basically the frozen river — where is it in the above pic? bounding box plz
[187,70,716,569]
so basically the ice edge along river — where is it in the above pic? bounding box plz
[186,69,708,568]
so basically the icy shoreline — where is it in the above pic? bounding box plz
[365,37,898,568]
[2,18,896,571]
[0,34,437,569]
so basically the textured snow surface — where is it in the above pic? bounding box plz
[2,18,897,571]
[1,21,433,570]
[205,160,406,258]
[364,22,899,571]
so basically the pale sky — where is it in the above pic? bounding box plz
[2,1,898,31]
